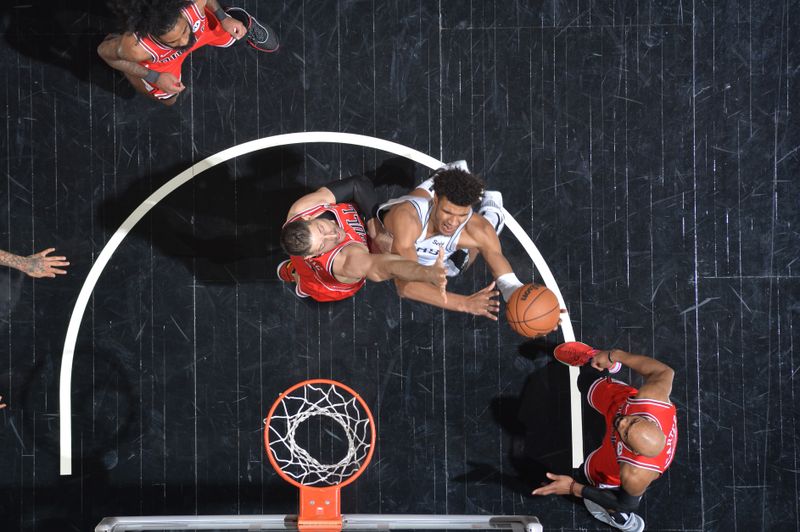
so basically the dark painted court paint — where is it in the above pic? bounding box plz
[1,1,798,531]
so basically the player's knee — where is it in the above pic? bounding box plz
[159,96,178,107]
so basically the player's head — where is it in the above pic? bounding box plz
[431,168,485,236]
[614,414,666,458]
[281,218,345,257]
[109,0,196,48]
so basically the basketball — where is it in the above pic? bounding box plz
[505,284,560,337]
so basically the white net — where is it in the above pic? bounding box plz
[267,381,373,487]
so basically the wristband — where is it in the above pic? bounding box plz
[214,7,230,20]
[143,69,160,84]
[496,272,524,302]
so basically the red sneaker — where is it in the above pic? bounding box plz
[277,260,295,282]
[554,342,622,373]
[277,260,309,299]
[554,341,597,366]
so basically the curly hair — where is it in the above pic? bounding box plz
[432,168,485,207]
[108,0,192,36]
[281,220,313,256]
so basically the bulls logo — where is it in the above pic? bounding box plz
[192,20,202,32]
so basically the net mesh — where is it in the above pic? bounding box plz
[268,382,373,487]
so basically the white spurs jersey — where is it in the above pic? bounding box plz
[377,195,472,266]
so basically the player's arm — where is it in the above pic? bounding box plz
[591,349,674,402]
[385,205,499,319]
[286,188,336,221]
[203,0,247,39]
[287,176,378,222]
[97,33,153,78]
[464,216,527,304]
[97,34,185,97]
[469,217,513,278]
[336,245,447,296]
[532,472,646,512]
[0,248,69,278]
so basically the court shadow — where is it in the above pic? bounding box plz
[453,342,574,496]
[0,267,24,316]
[10,341,138,474]
[98,147,310,284]
[98,151,426,285]
[0,2,128,98]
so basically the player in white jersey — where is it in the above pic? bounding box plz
[377,162,527,321]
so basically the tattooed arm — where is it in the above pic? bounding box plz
[0,248,69,278]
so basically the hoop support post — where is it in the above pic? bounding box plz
[298,486,342,532]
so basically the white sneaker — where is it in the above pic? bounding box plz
[479,190,505,234]
[619,513,645,532]
[443,160,469,172]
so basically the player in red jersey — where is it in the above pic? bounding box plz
[279,176,447,303]
[533,346,677,532]
[98,0,278,105]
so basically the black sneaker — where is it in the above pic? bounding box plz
[226,7,280,52]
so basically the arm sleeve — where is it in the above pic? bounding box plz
[580,485,642,513]
[325,175,378,222]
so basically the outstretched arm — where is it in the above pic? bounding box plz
[384,204,499,319]
[0,248,69,278]
[469,216,513,279]
[337,245,447,299]
[532,472,648,510]
[591,349,674,401]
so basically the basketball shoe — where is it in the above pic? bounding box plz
[479,190,505,234]
[277,260,309,298]
[584,500,644,532]
[277,259,295,282]
[554,342,622,373]
[226,7,280,52]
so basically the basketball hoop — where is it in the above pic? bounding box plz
[265,379,376,532]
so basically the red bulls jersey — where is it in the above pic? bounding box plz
[584,377,678,488]
[135,2,233,70]
[286,203,368,302]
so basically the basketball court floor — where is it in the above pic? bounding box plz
[1,1,798,530]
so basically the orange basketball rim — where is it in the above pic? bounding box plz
[264,379,377,532]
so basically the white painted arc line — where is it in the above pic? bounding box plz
[502,214,582,467]
[59,131,577,475]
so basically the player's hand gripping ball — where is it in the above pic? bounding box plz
[505,284,560,337]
